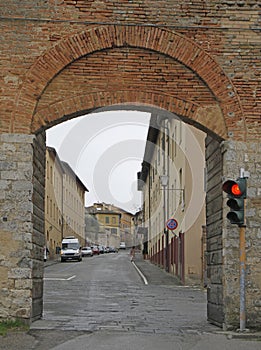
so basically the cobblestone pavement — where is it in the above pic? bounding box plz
[0,253,260,350]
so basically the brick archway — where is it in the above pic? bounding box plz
[33,91,222,136]
[1,13,259,329]
[11,25,245,140]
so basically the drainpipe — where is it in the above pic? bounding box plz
[157,115,170,272]
[61,176,64,242]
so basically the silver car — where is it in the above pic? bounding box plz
[81,247,93,257]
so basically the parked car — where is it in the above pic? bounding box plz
[81,247,93,257]
[91,245,100,255]
[119,242,126,249]
[98,245,105,254]
[108,246,117,253]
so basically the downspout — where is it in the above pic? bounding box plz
[61,175,64,242]
[157,115,170,272]
[148,167,151,259]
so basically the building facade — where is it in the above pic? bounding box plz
[138,114,206,285]
[110,204,134,248]
[86,203,135,248]
[132,210,145,251]
[45,147,88,257]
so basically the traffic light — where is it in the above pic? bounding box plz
[222,178,247,226]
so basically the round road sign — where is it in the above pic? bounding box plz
[166,218,178,231]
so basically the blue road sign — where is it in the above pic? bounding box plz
[166,218,178,231]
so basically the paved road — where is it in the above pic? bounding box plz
[0,251,260,349]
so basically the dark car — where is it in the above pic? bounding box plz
[91,246,100,255]
[108,246,117,253]
[98,245,105,254]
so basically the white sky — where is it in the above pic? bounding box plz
[46,111,151,213]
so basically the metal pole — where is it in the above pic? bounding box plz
[165,228,169,272]
[239,224,246,331]
[163,184,167,271]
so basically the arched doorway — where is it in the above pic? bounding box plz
[0,25,259,329]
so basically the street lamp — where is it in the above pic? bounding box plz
[160,174,169,187]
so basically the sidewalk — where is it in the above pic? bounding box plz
[44,256,60,268]
[133,253,182,286]
[133,254,261,341]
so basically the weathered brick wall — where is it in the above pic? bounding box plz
[0,1,260,141]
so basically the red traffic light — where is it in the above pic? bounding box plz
[222,178,246,198]
[222,177,247,226]
[231,183,242,196]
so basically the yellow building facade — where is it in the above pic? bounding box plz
[86,203,135,248]
[138,115,206,285]
[45,147,88,258]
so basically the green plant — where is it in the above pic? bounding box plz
[0,319,29,336]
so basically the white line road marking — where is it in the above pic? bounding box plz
[132,262,148,285]
[44,275,76,281]
[67,275,76,280]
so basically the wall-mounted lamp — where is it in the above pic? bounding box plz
[160,174,169,187]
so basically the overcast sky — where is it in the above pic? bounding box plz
[46,111,151,213]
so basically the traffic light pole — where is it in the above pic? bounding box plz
[239,224,246,332]
[222,174,248,331]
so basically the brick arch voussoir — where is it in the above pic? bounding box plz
[13,25,245,139]
[32,91,201,133]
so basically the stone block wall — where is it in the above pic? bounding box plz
[206,137,261,330]
[0,132,45,322]
[221,140,261,330]
[205,135,224,327]
[31,131,46,321]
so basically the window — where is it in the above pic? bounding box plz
[50,166,53,184]
[105,216,109,224]
[161,133,165,152]
[174,180,177,211]
[174,126,177,157]
[171,133,174,160]
[47,161,49,179]
[179,121,182,145]
[46,196,49,215]
[179,168,185,209]
[179,169,182,204]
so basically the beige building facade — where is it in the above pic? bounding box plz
[86,203,135,248]
[86,203,122,248]
[138,115,206,285]
[45,147,88,258]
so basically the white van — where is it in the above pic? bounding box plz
[119,242,126,249]
[60,236,82,262]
